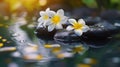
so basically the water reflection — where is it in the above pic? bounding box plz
[7,15,120,67]
[8,17,89,67]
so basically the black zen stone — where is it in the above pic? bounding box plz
[35,27,56,40]
[54,21,119,48]
[54,29,82,43]
[83,21,118,40]
[100,10,120,21]
[84,17,101,25]
[54,21,118,43]
[35,21,70,40]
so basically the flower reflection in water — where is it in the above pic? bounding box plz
[8,16,89,67]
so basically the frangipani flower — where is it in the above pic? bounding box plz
[37,8,55,28]
[66,19,89,36]
[47,9,67,32]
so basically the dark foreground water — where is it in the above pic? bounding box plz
[0,17,120,67]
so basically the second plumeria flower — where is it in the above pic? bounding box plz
[66,19,89,36]
[47,9,68,32]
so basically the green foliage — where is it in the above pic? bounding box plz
[82,0,97,8]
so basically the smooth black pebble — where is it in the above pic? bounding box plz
[54,21,119,48]
[54,29,82,43]
[35,27,56,40]
[83,21,119,40]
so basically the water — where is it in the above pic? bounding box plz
[6,17,120,67]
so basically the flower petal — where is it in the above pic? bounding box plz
[46,8,50,12]
[37,17,44,26]
[43,21,47,27]
[39,11,45,16]
[48,24,55,32]
[38,17,43,22]
[61,16,68,24]
[57,9,64,16]
[78,19,85,25]
[56,24,63,29]
[48,11,56,17]
[68,19,76,25]
[82,25,89,32]
[74,29,83,36]
[66,26,74,31]
[43,20,51,27]
[37,21,44,28]
[45,20,51,25]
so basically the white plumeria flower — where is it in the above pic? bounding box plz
[47,9,67,32]
[66,19,89,36]
[37,8,55,28]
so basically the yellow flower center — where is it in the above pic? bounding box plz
[51,15,61,24]
[43,15,49,20]
[73,22,83,30]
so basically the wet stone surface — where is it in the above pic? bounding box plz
[54,21,119,48]
[83,21,119,40]
[54,29,82,43]
[35,27,56,40]
[35,17,119,48]
[35,23,70,40]
[54,21,118,41]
